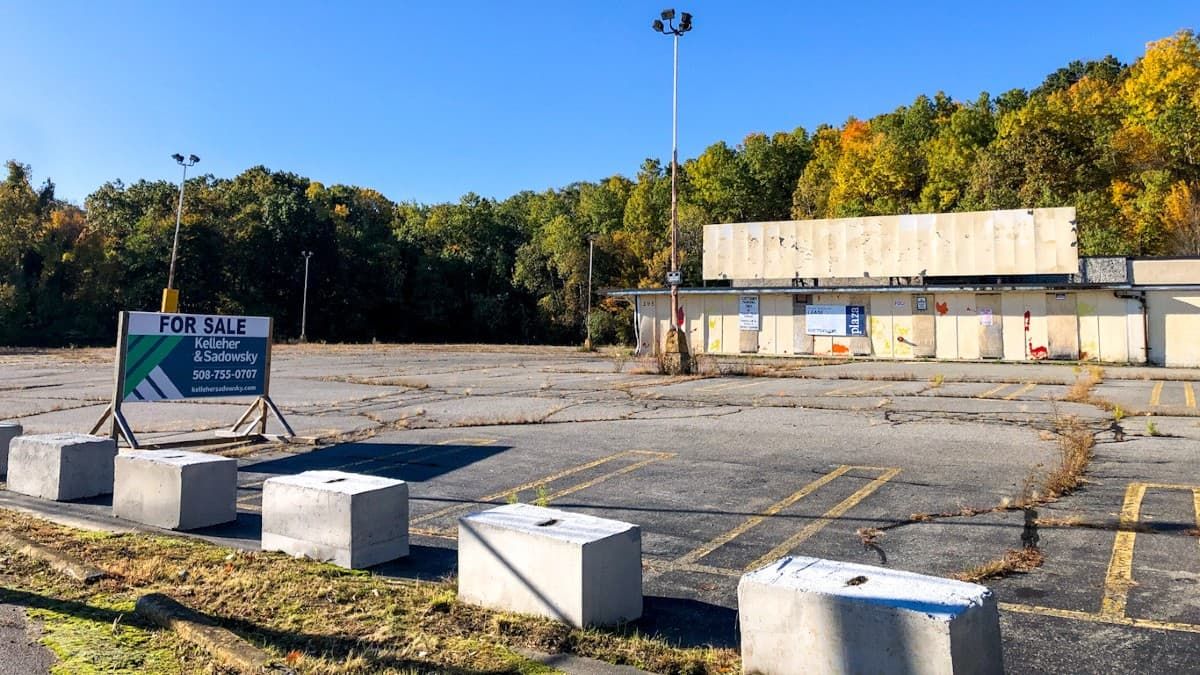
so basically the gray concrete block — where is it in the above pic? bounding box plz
[0,422,21,477]
[738,556,1003,675]
[6,433,116,501]
[113,450,237,530]
[261,470,408,569]
[458,503,642,628]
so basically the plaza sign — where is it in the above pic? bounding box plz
[805,304,866,337]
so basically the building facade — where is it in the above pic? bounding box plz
[609,209,1200,367]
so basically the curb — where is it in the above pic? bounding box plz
[135,593,284,674]
[0,530,107,584]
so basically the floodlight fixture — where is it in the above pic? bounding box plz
[679,12,692,31]
[188,154,200,163]
[652,19,664,32]
[171,153,184,162]
[660,8,674,20]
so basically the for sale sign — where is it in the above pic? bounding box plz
[122,312,270,401]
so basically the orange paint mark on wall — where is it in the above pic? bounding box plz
[935,302,949,315]
[832,343,850,354]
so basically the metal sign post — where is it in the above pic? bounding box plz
[91,311,293,448]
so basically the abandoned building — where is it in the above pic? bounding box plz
[610,207,1200,367]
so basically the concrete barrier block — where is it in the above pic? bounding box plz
[0,422,22,476]
[738,556,1003,675]
[113,450,237,530]
[458,503,642,628]
[7,433,116,501]
[261,470,408,569]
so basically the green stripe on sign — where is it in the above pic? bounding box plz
[123,335,184,398]
[124,334,154,368]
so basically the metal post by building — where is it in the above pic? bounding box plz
[163,153,199,313]
[300,251,313,343]
[653,9,693,372]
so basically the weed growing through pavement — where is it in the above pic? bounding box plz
[929,373,944,388]
[1146,420,1161,436]
[534,484,550,507]
[953,547,1044,583]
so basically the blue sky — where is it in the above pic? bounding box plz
[2,1,1195,206]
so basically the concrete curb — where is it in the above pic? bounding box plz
[0,530,107,584]
[135,593,283,674]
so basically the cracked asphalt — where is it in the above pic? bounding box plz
[1,345,1199,673]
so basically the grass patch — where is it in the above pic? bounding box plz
[1146,420,1162,436]
[1039,414,1095,500]
[1062,369,1103,403]
[0,511,737,674]
[952,547,1044,583]
[928,374,944,388]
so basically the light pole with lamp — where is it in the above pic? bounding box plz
[300,251,314,342]
[652,9,693,373]
[162,153,199,313]
[585,233,596,349]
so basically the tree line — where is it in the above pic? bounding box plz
[1,31,1197,347]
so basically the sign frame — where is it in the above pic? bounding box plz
[91,311,294,448]
[738,295,760,331]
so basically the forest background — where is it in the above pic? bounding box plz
[2,32,1198,346]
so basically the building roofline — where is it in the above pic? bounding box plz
[601,284,1200,296]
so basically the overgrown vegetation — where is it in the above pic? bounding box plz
[953,547,1045,583]
[4,32,1200,346]
[0,511,738,674]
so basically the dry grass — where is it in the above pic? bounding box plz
[953,547,1044,583]
[0,511,737,674]
[1041,415,1095,499]
[1062,369,1102,403]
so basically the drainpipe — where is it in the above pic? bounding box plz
[1114,291,1149,364]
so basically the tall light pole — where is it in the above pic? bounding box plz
[300,251,314,342]
[585,234,596,349]
[162,153,199,313]
[653,9,692,372]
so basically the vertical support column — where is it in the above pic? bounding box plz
[110,312,130,443]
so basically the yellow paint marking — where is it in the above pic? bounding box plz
[676,466,854,565]
[1002,383,1037,400]
[1186,383,1196,409]
[851,383,893,396]
[746,468,902,570]
[977,383,1012,399]
[1000,602,1200,635]
[333,437,497,473]
[1150,381,1164,407]
[644,558,741,579]
[1100,482,1146,619]
[1194,489,1200,558]
[696,379,761,393]
[823,382,869,396]
[411,527,457,540]
[1135,482,1200,490]
[411,450,671,526]
[545,453,673,501]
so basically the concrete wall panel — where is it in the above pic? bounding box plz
[705,208,1079,281]
[1148,292,1200,366]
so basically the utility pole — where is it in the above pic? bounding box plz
[586,234,596,349]
[163,153,199,313]
[300,251,313,342]
[652,9,693,373]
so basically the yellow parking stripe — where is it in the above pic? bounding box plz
[1150,381,1164,407]
[411,450,672,528]
[745,468,902,570]
[676,466,853,565]
[977,383,1012,399]
[1002,383,1037,400]
[1100,482,1146,619]
[1185,383,1195,409]
[1001,602,1200,635]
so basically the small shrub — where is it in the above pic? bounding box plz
[929,374,945,388]
[1146,420,1161,436]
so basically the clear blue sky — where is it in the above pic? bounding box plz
[2,1,1195,206]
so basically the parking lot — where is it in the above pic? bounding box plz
[2,345,1199,672]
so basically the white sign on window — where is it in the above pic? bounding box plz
[738,296,760,331]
